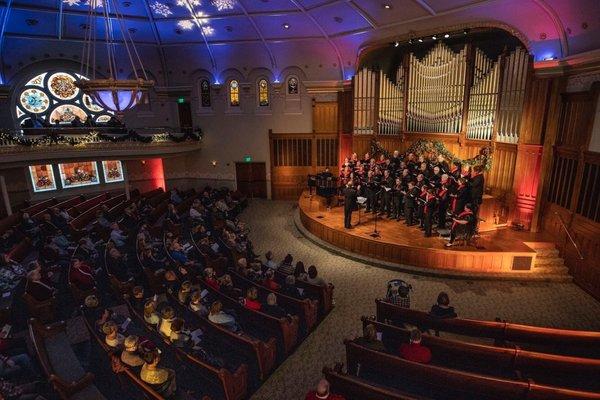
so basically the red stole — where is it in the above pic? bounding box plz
[452,209,473,230]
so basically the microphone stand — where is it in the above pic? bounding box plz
[370,189,383,238]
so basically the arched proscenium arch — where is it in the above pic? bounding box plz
[531,0,569,57]
[355,21,533,69]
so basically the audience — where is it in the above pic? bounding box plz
[69,256,96,291]
[263,293,287,319]
[208,301,240,332]
[242,287,262,311]
[305,265,326,287]
[140,345,177,397]
[278,254,295,275]
[144,300,160,326]
[102,321,125,349]
[355,323,386,352]
[121,335,145,368]
[158,307,176,338]
[24,269,55,302]
[305,379,345,400]
[293,261,308,281]
[281,275,304,299]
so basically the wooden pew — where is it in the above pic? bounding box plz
[69,194,126,239]
[29,318,107,400]
[323,366,426,400]
[67,193,111,217]
[345,340,600,400]
[80,306,212,400]
[124,296,249,400]
[376,299,600,358]
[32,195,85,221]
[166,289,278,381]
[22,197,58,216]
[198,277,300,357]
[227,268,319,332]
[272,268,334,316]
[362,317,600,392]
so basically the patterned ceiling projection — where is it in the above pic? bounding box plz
[0,1,598,82]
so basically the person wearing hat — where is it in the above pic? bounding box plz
[121,335,144,367]
[103,321,124,349]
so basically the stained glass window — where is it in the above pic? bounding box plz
[258,79,269,107]
[29,165,57,193]
[200,79,211,107]
[287,77,299,95]
[15,70,113,127]
[229,79,240,107]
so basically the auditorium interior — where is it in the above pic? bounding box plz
[0,0,600,399]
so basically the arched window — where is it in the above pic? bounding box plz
[229,79,240,107]
[15,70,113,126]
[287,76,299,95]
[258,79,269,107]
[200,79,211,107]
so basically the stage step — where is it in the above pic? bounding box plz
[531,244,571,280]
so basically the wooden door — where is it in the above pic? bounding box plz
[177,102,193,133]
[235,162,267,198]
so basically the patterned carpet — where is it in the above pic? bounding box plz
[243,199,600,400]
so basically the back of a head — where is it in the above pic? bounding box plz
[210,301,222,314]
[247,287,258,300]
[437,292,450,306]
[364,324,377,341]
[285,275,295,286]
[171,318,184,333]
[308,265,317,279]
[161,306,174,319]
[267,292,277,306]
[410,329,422,344]
[316,379,330,396]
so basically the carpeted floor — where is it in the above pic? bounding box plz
[242,199,600,400]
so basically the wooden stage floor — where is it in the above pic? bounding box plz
[298,191,555,276]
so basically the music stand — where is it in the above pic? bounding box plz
[370,189,383,238]
[357,196,367,225]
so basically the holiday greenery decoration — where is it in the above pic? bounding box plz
[0,129,201,148]
[370,138,493,171]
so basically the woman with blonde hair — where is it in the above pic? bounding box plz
[102,320,125,349]
[158,306,176,338]
[144,300,160,326]
[208,301,240,332]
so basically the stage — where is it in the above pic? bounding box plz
[297,191,566,279]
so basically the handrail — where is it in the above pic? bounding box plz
[554,212,584,260]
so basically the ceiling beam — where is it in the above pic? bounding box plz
[141,0,169,85]
[236,0,277,70]
[411,0,436,16]
[346,1,377,29]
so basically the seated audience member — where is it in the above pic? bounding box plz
[110,223,128,248]
[189,200,204,222]
[168,318,190,348]
[19,213,39,237]
[429,292,457,319]
[305,265,326,287]
[399,329,431,364]
[208,301,240,332]
[24,268,55,302]
[121,335,145,367]
[386,280,411,309]
[189,291,208,317]
[293,261,308,281]
[168,238,190,265]
[263,293,287,319]
[204,268,220,291]
[78,236,99,261]
[51,231,72,254]
[107,247,132,282]
[0,229,18,252]
[131,286,145,310]
[140,346,177,397]
[263,251,277,270]
[96,210,111,229]
[355,324,386,352]
[103,321,125,349]
[262,269,280,291]
[242,287,262,311]
[158,307,176,338]
[218,274,239,298]
[177,281,192,304]
[69,256,96,291]
[144,300,160,326]
[305,379,345,400]
[0,351,36,379]
[40,213,59,236]
[246,262,264,282]
[140,246,166,271]
[281,275,304,299]
[166,203,181,224]
[170,190,183,205]
[277,254,295,275]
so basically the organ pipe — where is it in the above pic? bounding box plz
[466,48,501,141]
[496,47,529,143]
[377,70,403,135]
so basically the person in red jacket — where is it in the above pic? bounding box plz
[242,286,262,311]
[69,256,96,291]
[305,379,345,400]
[399,329,432,364]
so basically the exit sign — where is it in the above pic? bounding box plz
[243,155,252,162]
[177,97,185,104]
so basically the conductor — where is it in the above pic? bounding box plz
[343,182,358,229]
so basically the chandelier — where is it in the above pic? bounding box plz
[75,0,154,113]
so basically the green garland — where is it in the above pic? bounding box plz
[370,138,493,171]
[0,129,202,147]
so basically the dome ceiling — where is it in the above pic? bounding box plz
[0,0,598,83]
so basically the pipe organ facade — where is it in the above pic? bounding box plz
[466,48,501,141]
[407,42,467,133]
[352,42,530,143]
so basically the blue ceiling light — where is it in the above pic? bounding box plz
[177,20,195,30]
[212,0,236,11]
[282,23,290,29]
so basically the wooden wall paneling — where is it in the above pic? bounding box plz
[577,152,600,222]
[511,144,543,228]
[520,77,551,145]
[313,101,338,133]
[338,90,353,134]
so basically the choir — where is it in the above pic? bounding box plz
[332,151,485,247]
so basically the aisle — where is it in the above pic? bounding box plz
[242,200,600,400]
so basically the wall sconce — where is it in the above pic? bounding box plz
[211,160,218,167]
[141,160,146,165]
